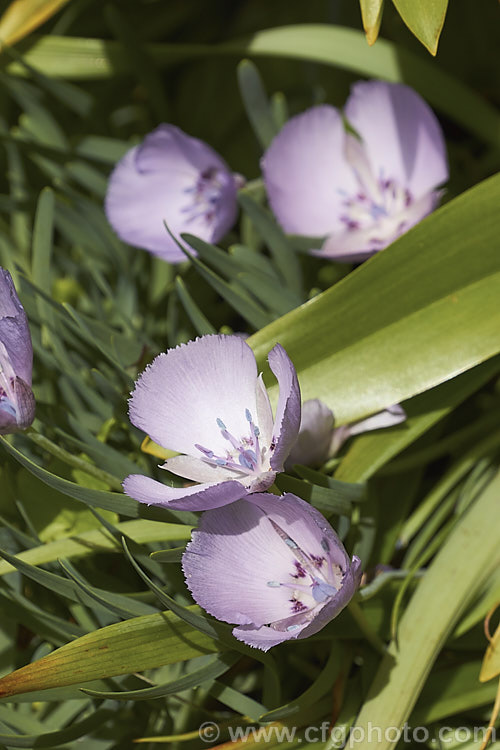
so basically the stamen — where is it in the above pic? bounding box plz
[216,418,226,430]
[267,581,280,587]
[195,444,214,458]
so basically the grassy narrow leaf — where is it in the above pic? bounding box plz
[82,652,240,701]
[341,470,500,750]
[238,193,302,298]
[175,277,216,335]
[0,519,192,577]
[181,245,272,330]
[0,436,187,523]
[237,59,278,149]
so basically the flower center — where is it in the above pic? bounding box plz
[266,522,343,632]
[195,409,266,476]
[340,177,413,249]
[0,354,17,416]
[181,167,226,226]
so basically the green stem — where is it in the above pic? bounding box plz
[348,599,387,656]
[26,430,123,492]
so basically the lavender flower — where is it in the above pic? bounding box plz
[123,335,301,511]
[286,399,406,468]
[105,125,240,263]
[262,80,448,262]
[182,492,362,651]
[0,269,35,434]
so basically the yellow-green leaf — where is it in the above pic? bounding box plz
[391,0,448,55]
[0,610,219,697]
[480,611,500,682]
[360,0,384,45]
[0,0,70,47]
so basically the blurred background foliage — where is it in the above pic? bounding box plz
[0,1,498,749]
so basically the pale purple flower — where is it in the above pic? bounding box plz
[262,80,448,262]
[286,399,406,468]
[0,269,35,434]
[123,335,301,511]
[105,125,240,263]
[182,492,362,651]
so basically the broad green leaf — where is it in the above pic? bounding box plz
[0,0,69,47]
[0,609,220,697]
[360,0,384,45]
[9,27,500,147]
[340,470,500,750]
[248,175,500,428]
[392,0,449,55]
[335,357,500,482]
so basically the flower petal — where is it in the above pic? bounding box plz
[105,125,238,263]
[0,270,33,384]
[231,622,309,651]
[330,405,406,455]
[161,455,241,483]
[344,81,448,200]
[286,399,334,469]
[128,335,259,459]
[348,404,406,437]
[182,498,305,627]
[182,493,352,633]
[261,106,358,237]
[123,473,248,511]
[267,344,301,471]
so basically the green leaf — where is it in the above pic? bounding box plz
[0,609,220,697]
[0,436,192,524]
[9,27,500,147]
[392,0,449,55]
[237,59,278,150]
[175,276,216,336]
[360,0,384,45]
[81,652,239,701]
[0,518,192,577]
[31,186,53,294]
[275,474,353,517]
[238,193,303,298]
[411,661,499,724]
[248,175,500,429]
[335,357,500,483]
[342,470,500,750]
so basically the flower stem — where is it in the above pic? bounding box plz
[26,430,123,492]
